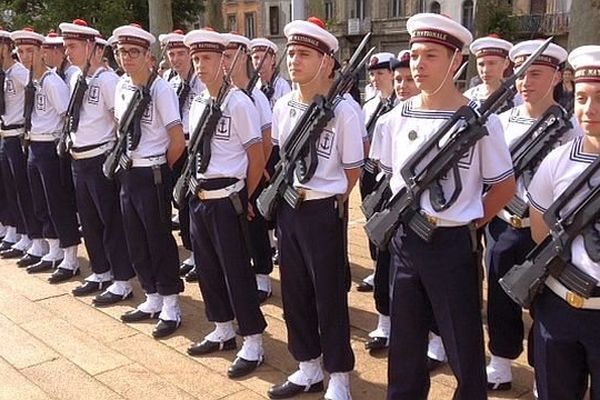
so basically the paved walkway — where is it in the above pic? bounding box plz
[0,190,536,399]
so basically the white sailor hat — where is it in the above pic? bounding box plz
[113,23,156,49]
[284,16,338,55]
[107,35,117,49]
[250,38,278,55]
[183,28,229,54]
[59,19,99,41]
[391,49,410,70]
[568,45,600,84]
[95,35,108,47]
[407,13,473,51]
[222,32,251,50]
[0,27,11,44]
[43,30,63,48]
[159,29,186,49]
[510,39,567,69]
[368,52,395,71]
[470,34,512,58]
[10,27,44,46]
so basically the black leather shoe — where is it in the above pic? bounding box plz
[187,337,237,356]
[0,247,24,259]
[228,356,263,378]
[152,319,181,338]
[72,281,110,296]
[16,254,41,268]
[48,267,79,284]
[427,357,445,372]
[93,291,133,306]
[120,309,159,322]
[268,380,324,399]
[184,269,198,282]
[356,281,374,292]
[487,381,512,391]
[179,263,193,276]
[365,336,388,351]
[0,241,15,252]
[27,259,62,273]
[257,290,272,304]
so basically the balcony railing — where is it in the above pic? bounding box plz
[513,12,570,36]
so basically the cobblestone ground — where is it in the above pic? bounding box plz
[0,189,536,400]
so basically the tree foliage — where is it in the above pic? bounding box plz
[0,0,204,37]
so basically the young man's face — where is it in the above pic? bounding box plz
[63,39,91,68]
[167,47,191,74]
[369,68,393,92]
[394,67,420,100]
[515,64,561,104]
[42,46,64,68]
[575,81,600,137]
[409,42,460,93]
[251,50,275,77]
[16,44,40,67]
[222,46,247,77]
[286,44,332,85]
[117,44,150,75]
[191,50,223,85]
[476,55,509,84]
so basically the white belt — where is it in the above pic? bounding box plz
[70,142,114,160]
[1,128,24,138]
[546,275,600,310]
[28,133,57,142]
[197,180,245,200]
[420,212,466,228]
[498,209,530,229]
[130,155,167,168]
[296,188,335,201]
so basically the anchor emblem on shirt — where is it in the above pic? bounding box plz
[217,118,228,135]
[320,133,331,150]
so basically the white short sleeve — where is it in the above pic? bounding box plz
[154,80,181,130]
[230,93,262,149]
[479,114,514,184]
[45,75,69,115]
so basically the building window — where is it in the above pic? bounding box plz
[351,0,366,19]
[269,6,280,35]
[227,14,237,32]
[325,1,334,21]
[245,13,256,38]
[462,0,474,31]
[430,1,441,13]
[390,0,402,17]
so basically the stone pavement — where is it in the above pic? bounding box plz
[0,190,536,400]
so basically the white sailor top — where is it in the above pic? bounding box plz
[528,137,600,285]
[61,64,80,85]
[463,83,524,110]
[188,88,262,181]
[271,92,365,196]
[257,76,291,108]
[31,70,69,136]
[378,97,514,224]
[114,75,181,159]
[167,72,205,135]
[249,86,273,132]
[1,62,28,127]
[68,67,119,148]
[343,93,368,142]
[497,105,581,204]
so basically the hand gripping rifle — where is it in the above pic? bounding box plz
[256,33,375,221]
[57,42,96,157]
[500,152,600,308]
[102,70,157,179]
[172,46,243,208]
[504,104,573,218]
[364,37,553,248]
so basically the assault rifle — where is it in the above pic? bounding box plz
[57,56,69,81]
[256,33,375,220]
[0,46,5,116]
[504,104,573,218]
[57,42,97,157]
[500,152,600,308]
[260,54,285,101]
[102,71,157,179]
[172,46,243,208]
[246,48,269,97]
[364,37,553,248]
[23,62,35,136]
[177,67,194,116]
[365,92,396,141]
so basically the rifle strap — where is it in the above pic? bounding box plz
[583,224,600,262]
[128,73,159,152]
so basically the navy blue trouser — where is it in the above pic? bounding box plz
[189,179,266,336]
[359,168,378,261]
[1,138,41,238]
[534,289,600,400]
[486,217,536,359]
[118,165,182,295]
[249,178,274,275]
[374,247,391,316]
[387,225,487,400]
[277,198,355,373]
[72,155,135,281]
[0,139,21,229]
[27,142,80,247]
[171,152,192,250]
